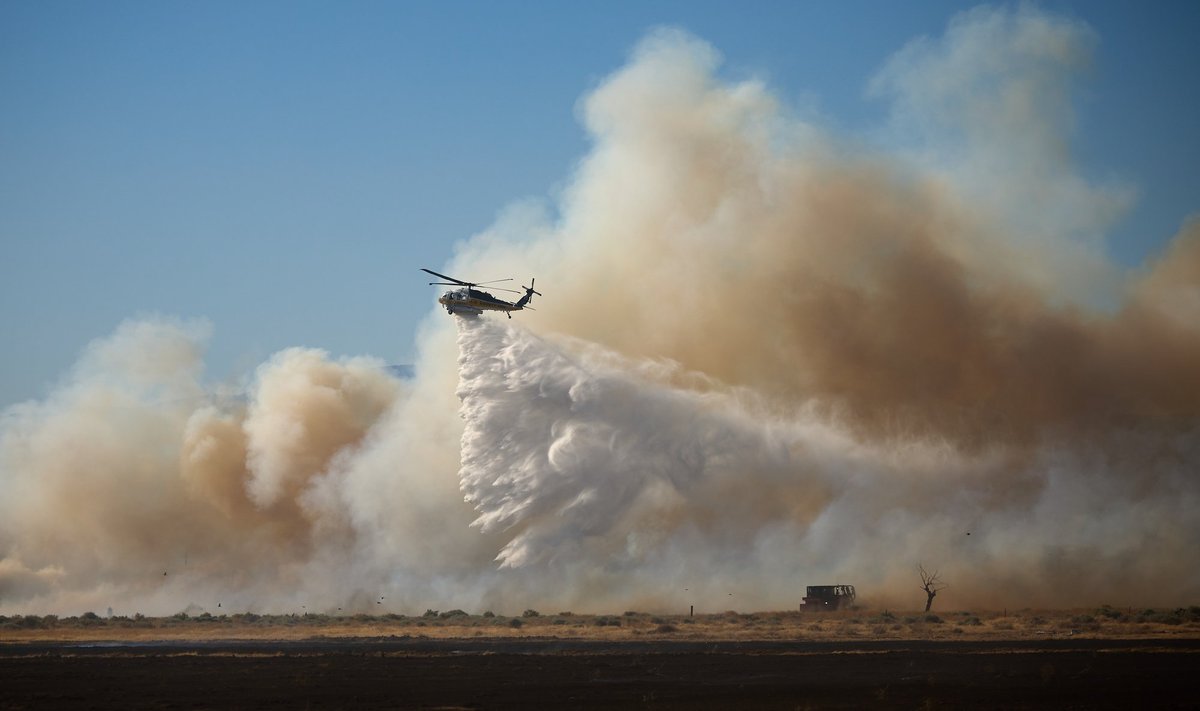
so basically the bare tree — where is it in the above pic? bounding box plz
[918,564,947,612]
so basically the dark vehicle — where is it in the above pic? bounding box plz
[802,584,857,610]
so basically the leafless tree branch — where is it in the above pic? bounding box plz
[918,563,948,612]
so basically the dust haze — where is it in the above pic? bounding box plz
[2,6,1197,615]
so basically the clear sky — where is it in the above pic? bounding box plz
[2,0,1197,409]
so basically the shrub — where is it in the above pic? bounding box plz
[924,614,943,624]
[509,618,523,628]
[439,609,468,619]
[655,624,677,633]
[1142,611,1184,626]
[482,611,495,618]
[422,609,439,618]
[522,609,540,618]
[10,616,46,629]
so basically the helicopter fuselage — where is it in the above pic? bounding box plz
[438,287,522,317]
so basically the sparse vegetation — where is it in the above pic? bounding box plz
[1137,609,1185,625]
[3,607,1197,643]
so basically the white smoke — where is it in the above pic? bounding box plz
[454,318,1200,610]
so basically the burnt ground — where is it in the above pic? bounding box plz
[2,637,1196,709]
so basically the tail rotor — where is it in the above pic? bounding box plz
[516,278,542,309]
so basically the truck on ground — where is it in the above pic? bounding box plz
[801,584,857,610]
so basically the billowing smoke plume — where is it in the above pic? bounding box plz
[2,5,1198,615]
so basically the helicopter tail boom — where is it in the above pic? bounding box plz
[514,278,541,309]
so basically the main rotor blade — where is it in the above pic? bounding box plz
[475,278,514,286]
[431,281,521,294]
[420,268,468,285]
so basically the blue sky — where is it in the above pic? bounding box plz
[2,0,1197,409]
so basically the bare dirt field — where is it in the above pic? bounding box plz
[3,608,1198,709]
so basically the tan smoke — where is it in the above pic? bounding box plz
[460,24,1198,451]
[444,14,1199,607]
[2,6,1197,615]
[0,320,411,613]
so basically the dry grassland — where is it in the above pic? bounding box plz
[4,605,1199,643]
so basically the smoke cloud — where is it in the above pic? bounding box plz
[2,6,1198,615]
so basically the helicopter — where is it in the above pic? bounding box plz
[421,268,541,318]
